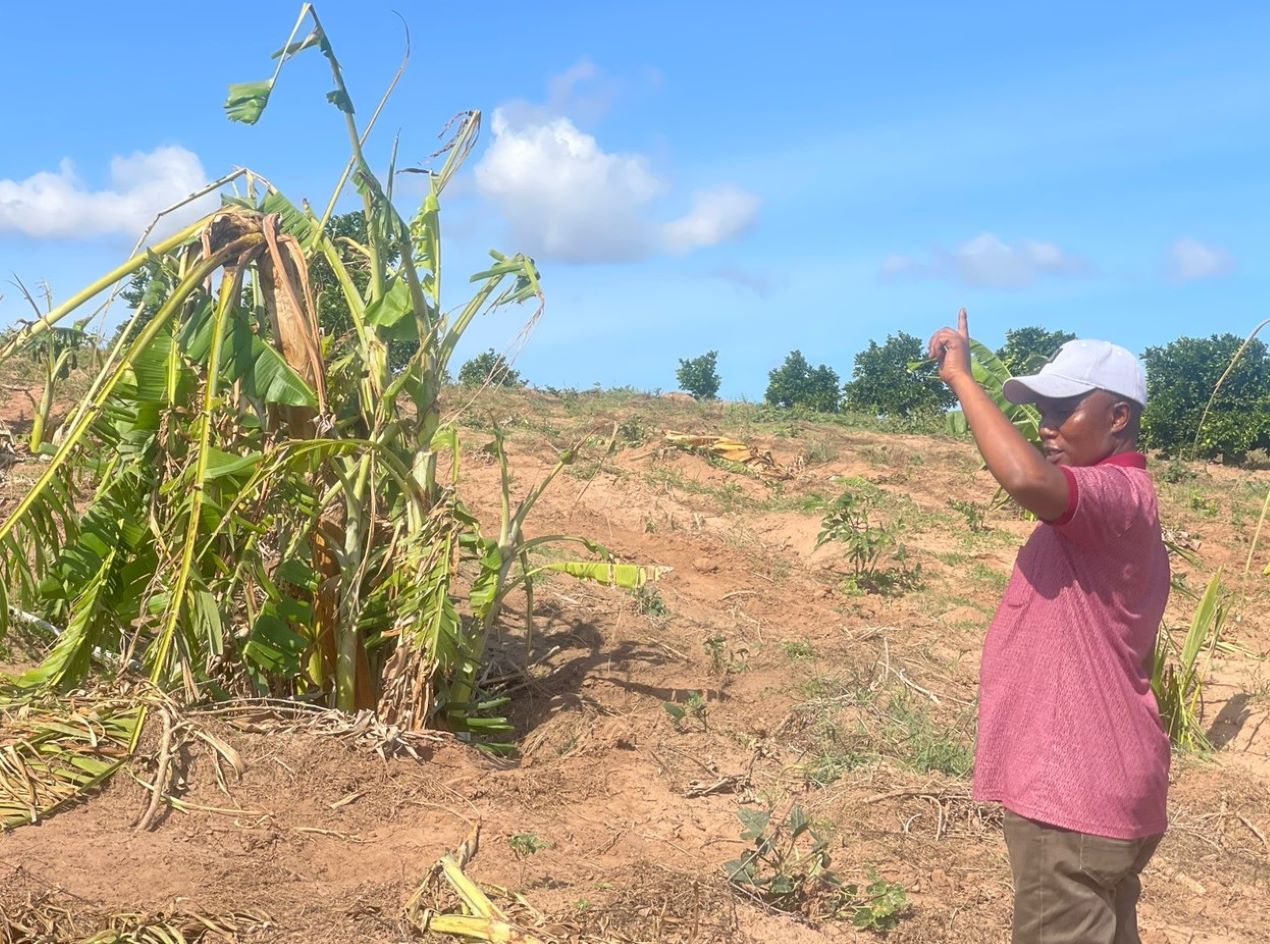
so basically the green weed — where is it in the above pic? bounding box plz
[633,585,668,618]
[508,833,550,856]
[705,634,749,675]
[781,641,816,661]
[663,691,708,731]
[884,696,974,777]
[723,806,909,927]
[948,498,990,533]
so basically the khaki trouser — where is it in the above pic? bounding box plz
[1004,810,1163,944]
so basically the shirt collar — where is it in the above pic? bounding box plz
[1097,451,1147,469]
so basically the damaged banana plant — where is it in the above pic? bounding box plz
[0,1,654,784]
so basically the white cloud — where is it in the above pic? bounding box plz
[881,233,1085,287]
[0,146,213,240]
[664,187,759,254]
[1167,238,1234,282]
[475,64,759,263]
[476,109,662,262]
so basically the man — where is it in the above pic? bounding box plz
[929,310,1170,944]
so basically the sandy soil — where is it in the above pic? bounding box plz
[2,387,1268,943]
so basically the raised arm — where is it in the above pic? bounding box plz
[929,310,1070,522]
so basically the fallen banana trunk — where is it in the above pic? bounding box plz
[663,432,791,479]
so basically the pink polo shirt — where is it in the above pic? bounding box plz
[973,452,1171,840]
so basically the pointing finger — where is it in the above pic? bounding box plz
[958,307,969,338]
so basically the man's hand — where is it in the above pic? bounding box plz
[928,308,973,385]
[929,307,1069,521]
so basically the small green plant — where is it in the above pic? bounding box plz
[804,746,869,787]
[616,414,652,448]
[724,806,840,916]
[850,870,910,931]
[1153,571,1228,751]
[508,833,550,857]
[705,634,748,675]
[884,695,974,777]
[817,491,893,576]
[969,562,1009,593]
[816,491,920,596]
[800,437,840,466]
[633,585,668,618]
[1188,491,1219,517]
[780,640,816,661]
[12,295,92,453]
[1160,456,1197,484]
[812,490,924,594]
[723,806,909,926]
[796,493,832,514]
[662,691,708,731]
[704,634,726,672]
[948,498,989,533]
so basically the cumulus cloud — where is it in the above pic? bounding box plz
[1167,238,1234,282]
[881,233,1085,288]
[0,146,213,240]
[475,109,663,262]
[474,64,759,263]
[664,187,759,254]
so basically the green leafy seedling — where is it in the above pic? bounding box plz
[508,832,550,857]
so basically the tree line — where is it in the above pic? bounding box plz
[676,328,1270,463]
[75,209,1267,464]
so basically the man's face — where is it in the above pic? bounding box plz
[1034,389,1128,466]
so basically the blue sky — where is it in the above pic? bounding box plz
[1,1,1267,398]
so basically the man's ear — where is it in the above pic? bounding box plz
[1109,399,1134,435]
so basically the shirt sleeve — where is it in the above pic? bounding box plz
[1048,465,1147,548]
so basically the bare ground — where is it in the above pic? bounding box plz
[2,387,1268,943]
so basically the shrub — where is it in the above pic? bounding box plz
[766,350,840,412]
[842,331,954,419]
[1141,334,1270,460]
[995,326,1076,375]
[676,350,721,400]
[458,348,524,388]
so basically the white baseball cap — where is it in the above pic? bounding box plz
[1003,339,1147,408]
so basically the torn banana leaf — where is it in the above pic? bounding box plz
[543,561,664,589]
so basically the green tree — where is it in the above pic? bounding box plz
[676,350,721,400]
[1141,334,1270,460]
[843,332,954,418]
[117,258,178,339]
[996,326,1077,375]
[765,350,841,412]
[308,211,409,370]
[459,348,524,388]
